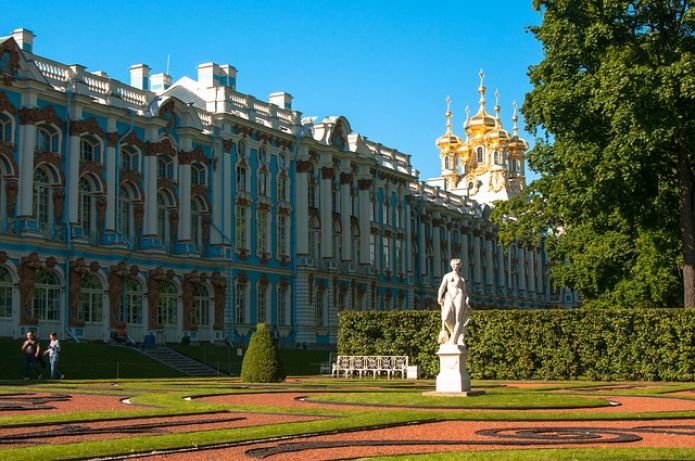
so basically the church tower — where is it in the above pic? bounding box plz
[433,70,528,205]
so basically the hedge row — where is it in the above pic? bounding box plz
[337,309,695,381]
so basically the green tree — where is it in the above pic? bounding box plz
[240,323,286,382]
[493,0,694,307]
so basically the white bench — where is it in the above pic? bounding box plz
[331,355,409,379]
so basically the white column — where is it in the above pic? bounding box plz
[432,217,442,278]
[461,224,470,280]
[143,153,158,236]
[104,120,117,232]
[418,218,426,276]
[17,123,36,217]
[211,138,223,245]
[319,166,333,259]
[472,227,482,287]
[496,243,506,292]
[358,176,371,264]
[518,246,527,293]
[340,169,352,261]
[67,134,81,225]
[528,245,536,295]
[507,244,514,291]
[222,142,232,240]
[485,232,494,289]
[295,148,309,255]
[178,163,192,241]
[404,199,412,274]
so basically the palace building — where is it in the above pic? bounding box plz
[0,28,577,345]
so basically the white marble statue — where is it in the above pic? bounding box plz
[437,258,470,346]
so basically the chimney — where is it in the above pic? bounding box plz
[269,91,293,110]
[197,63,220,89]
[129,64,151,90]
[150,73,172,94]
[11,28,34,53]
[220,64,237,89]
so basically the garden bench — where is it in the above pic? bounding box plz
[331,355,409,379]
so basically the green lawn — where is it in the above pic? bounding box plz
[0,338,184,380]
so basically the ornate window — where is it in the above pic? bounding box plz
[257,169,268,197]
[120,146,139,172]
[493,151,500,165]
[118,183,138,245]
[157,155,174,179]
[276,285,290,326]
[257,208,271,256]
[383,236,391,272]
[78,175,99,241]
[395,238,404,274]
[32,167,52,230]
[277,175,288,202]
[476,147,484,163]
[236,165,247,192]
[33,269,61,321]
[0,112,13,143]
[235,281,246,324]
[308,179,317,208]
[0,265,12,318]
[192,284,209,326]
[369,234,376,265]
[235,204,248,250]
[382,201,390,226]
[277,214,289,257]
[123,278,143,324]
[80,136,102,162]
[191,163,206,186]
[157,190,176,249]
[78,272,103,323]
[314,286,325,327]
[157,281,177,326]
[256,283,268,323]
[309,217,320,261]
[35,124,59,153]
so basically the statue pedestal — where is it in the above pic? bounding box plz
[435,344,474,394]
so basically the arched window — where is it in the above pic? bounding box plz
[0,113,13,143]
[494,151,500,165]
[258,146,268,165]
[308,180,317,208]
[35,124,59,153]
[257,208,270,256]
[0,265,13,318]
[315,287,325,327]
[476,147,484,163]
[258,170,268,197]
[123,278,143,324]
[276,285,290,326]
[191,163,206,186]
[157,190,176,249]
[277,174,288,202]
[383,236,391,272]
[157,281,177,326]
[191,196,205,251]
[78,176,99,241]
[33,269,61,321]
[235,281,247,324]
[256,283,268,323]
[309,217,320,262]
[236,164,247,192]
[395,238,404,273]
[118,183,138,245]
[80,136,102,162]
[78,272,103,323]
[32,167,52,231]
[235,203,248,250]
[277,214,289,257]
[157,155,174,179]
[121,146,139,172]
[192,284,209,326]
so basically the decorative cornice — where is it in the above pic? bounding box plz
[339,172,353,185]
[0,92,17,115]
[144,138,177,157]
[80,160,104,177]
[19,105,64,128]
[178,147,206,165]
[321,167,333,180]
[119,169,142,185]
[0,39,21,86]
[70,117,105,138]
[296,160,311,173]
[357,179,372,190]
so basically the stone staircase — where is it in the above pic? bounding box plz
[139,346,225,377]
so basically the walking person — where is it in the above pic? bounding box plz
[44,332,64,380]
[21,331,41,381]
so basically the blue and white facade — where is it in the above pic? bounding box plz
[0,28,577,345]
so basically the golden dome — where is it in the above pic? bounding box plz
[464,70,497,134]
[485,89,510,140]
[436,96,462,151]
[508,100,529,152]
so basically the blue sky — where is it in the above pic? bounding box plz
[3,0,543,181]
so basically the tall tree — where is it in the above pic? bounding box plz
[493,0,694,307]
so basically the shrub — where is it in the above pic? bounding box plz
[240,323,286,383]
[337,309,695,381]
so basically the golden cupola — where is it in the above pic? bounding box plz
[507,100,528,181]
[436,96,462,189]
[463,70,497,138]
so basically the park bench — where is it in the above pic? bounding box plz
[331,355,409,379]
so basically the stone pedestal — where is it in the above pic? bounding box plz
[435,344,471,393]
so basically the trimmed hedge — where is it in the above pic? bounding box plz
[337,309,695,381]
[240,323,286,383]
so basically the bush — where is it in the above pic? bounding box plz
[240,323,286,383]
[337,309,695,381]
